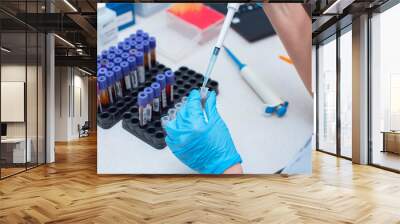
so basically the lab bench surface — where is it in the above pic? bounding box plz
[98,8,313,174]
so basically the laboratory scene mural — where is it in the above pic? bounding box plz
[96,3,313,174]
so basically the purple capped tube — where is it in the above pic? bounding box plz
[151,82,161,115]
[144,87,154,122]
[127,56,138,88]
[164,70,176,105]
[138,91,147,128]
[120,61,132,91]
[156,74,167,109]
[135,52,145,84]
[112,65,124,98]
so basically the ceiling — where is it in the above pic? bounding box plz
[0,0,96,74]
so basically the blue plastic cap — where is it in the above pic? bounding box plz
[129,40,137,48]
[149,37,156,48]
[101,50,108,59]
[109,46,117,54]
[136,29,144,36]
[142,32,149,40]
[164,70,175,85]
[120,61,130,75]
[98,67,108,77]
[135,52,144,65]
[121,52,130,60]
[112,66,123,80]
[113,57,122,65]
[106,62,114,70]
[151,82,161,97]
[135,36,144,43]
[138,91,147,107]
[118,41,124,49]
[144,87,154,100]
[122,44,131,52]
[98,76,107,90]
[100,59,109,67]
[135,43,144,52]
[156,74,166,89]
[129,33,136,40]
[97,63,102,70]
[114,49,123,56]
[127,56,136,69]
[143,40,150,53]
[105,71,116,85]
[129,49,137,56]
[107,53,116,61]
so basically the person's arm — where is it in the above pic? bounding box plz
[223,163,243,174]
[263,3,312,94]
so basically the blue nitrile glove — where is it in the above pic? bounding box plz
[165,90,242,174]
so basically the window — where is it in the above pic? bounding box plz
[339,28,352,158]
[370,2,400,171]
[317,36,337,154]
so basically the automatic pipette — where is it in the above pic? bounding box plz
[200,3,241,104]
[224,46,289,117]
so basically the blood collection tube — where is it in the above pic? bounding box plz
[142,32,149,40]
[105,71,116,104]
[112,65,124,98]
[156,74,167,109]
[122,43,131,53]
[164,70,175,105]
[143,40,150,70]
[149,37,156,68]
[135,43,144,53]
[118,41,124,49]
[135,52,145,84]
[135,36,144,44]
[129,33,136,40]
[109,46,117,54]
[151,82,161,115]
[107,53,115,62]
[129,48,136,56]
[120,61,132,91]
[98,76,110,109]
[100,59,108,67]
[144,87,154,122]
[127,56,138,88]
[106,61,114,71]
[101,50,108,59]
[114,49,123,57]
[129,40,137,50]
[113,57,122,66]
[136,29,144,36]
[97,83,103,113]
[138,91,147,128]
[121,52,130,61]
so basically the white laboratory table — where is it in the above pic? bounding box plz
[98,9,313,174]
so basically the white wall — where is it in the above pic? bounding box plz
[54,67,89,141]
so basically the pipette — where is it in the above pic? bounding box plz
[200,3,241,104]
[224,46,289,117]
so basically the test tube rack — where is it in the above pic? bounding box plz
[97,64,219,149]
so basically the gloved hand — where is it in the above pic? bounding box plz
[165,90,242,174]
